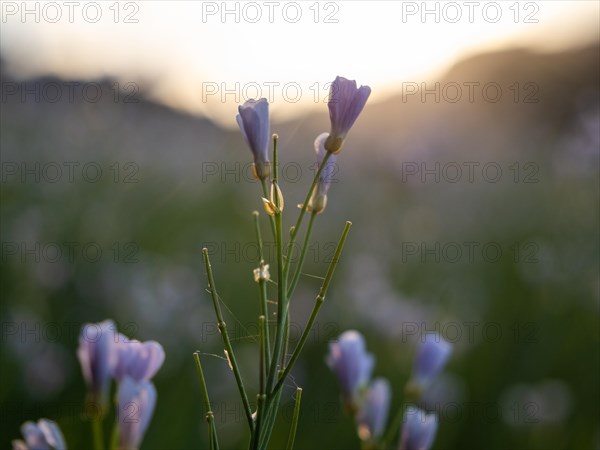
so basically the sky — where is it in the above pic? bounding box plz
[1,1,598,125]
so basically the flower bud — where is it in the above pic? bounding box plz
[398,407,438,450]
[308,133,336,214]
[406,334,452,398]
[324,76,371,154]
[326,330,375,411]
[356,378,391,442]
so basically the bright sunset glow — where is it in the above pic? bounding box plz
[1,1,598,124]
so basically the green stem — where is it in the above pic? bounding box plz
[259,316,266,396]
[109,420,118,450]
[92,417,104,450]
[254,212,272,368]
[286,211,317,299]
[259,371,284,450]
[283,151,332,278]
[259,278,271,369]
[202,248,254,432]
[272,221,352,396]
[252,394,266,450]
[194,352,220,450]
[285,388,303,450]
[280,310,289,369]
[253,211,264,262]
[380,390,417,450]
[267,208,286,394]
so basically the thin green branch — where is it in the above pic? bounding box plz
[283,151,332,278]
[285,388,303,450]
[202,248,254,432]
[194,352,220,450]
[287,211,317,299]
[272,221,352,396]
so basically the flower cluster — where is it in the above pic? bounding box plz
[12,320,165,450]
[78,320,165,450]
[237,75,370,215]
[327,331,452,450]
[326,331,390,445]
[12,419,66,450]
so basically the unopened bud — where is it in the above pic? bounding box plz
[270,182,284,211]
[307,193,328,214]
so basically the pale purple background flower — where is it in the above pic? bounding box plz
[356,377,391,440]
[398,406,438,450]
[117,377,157,450]
[325,76,371,153]
[308,132,337,213]
[13,419,66,450]
[236,98,270,179]
[315,132,337,195]
[77,320,116,407]
[326,330,374,405]
[112,333,165,383]
[412,334,452,391]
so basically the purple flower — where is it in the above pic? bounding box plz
[237,98,271,179]
[77,320,117,409]
[408,334,452,396]
[308,132,337,213]
[398,407,438,450]
[13,419,66,450]
[326,330,375,409]
[356,378,391,441]
[112,333,165,383]
[117,377,157,450]
[324,76,371,154]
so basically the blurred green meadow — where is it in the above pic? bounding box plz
[1,44,599,449]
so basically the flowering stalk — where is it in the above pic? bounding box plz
[267,135,287,396]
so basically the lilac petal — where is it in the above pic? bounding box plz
[326,330,375,402]
[38,420,66,450]
[339,85,371,136]
[77,320,116,404]
[237,98,270,165]
[399,407,438,450]
[325,76,371,153]
[413,334,452,387]
[128,341,165,382]
[21,421,50,450]
[117,378,157,450]
[113,334,165,383]
[357,378,392,440]
[314,132,337,195]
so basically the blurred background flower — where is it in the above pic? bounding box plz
[1,2,598,449]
